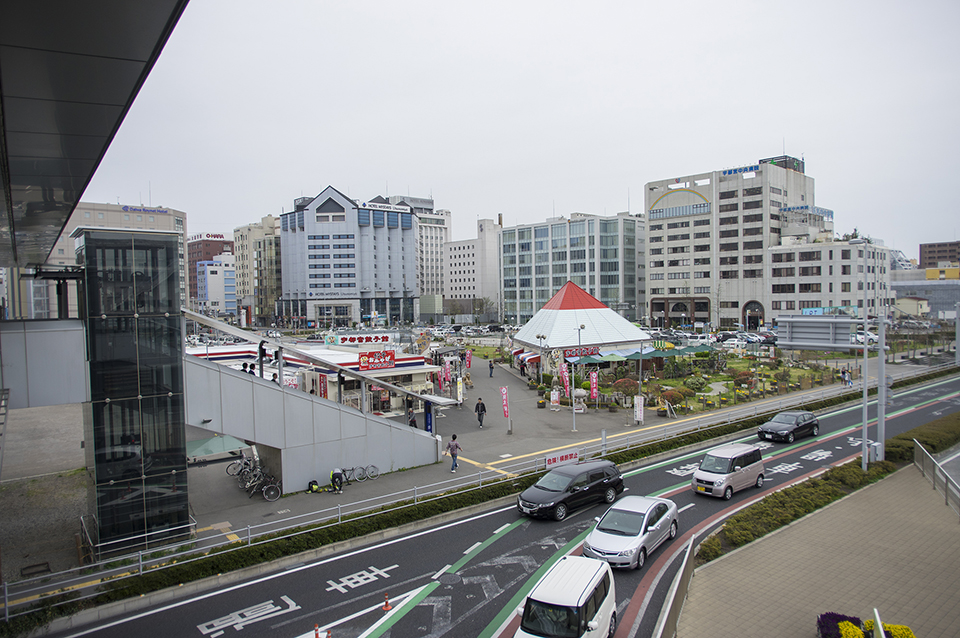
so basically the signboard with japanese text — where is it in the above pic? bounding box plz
[358,350,395,371]
[550,389,560,408]
[500,386,509,418]
[317,374,328,399]
[332,334,391,345]
[563,346,600,358]
[466,349,472,369]
[634,395,644,424]
[589,371,598,399]
[544,450,579,468]
[559,362,570,397]
[457,377,463,404]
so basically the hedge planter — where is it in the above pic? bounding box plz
[609,406,619,413]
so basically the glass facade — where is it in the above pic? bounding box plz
[77,230,189,549]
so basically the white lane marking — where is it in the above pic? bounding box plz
[679,503,695,513]
[59,504,518,638]
[464,541,482,554]
[432,564,452,580]
[493,523,511,534]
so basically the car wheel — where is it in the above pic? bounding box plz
[604,487,617,504]
[787,432,795,443]
[635,548,646,570]
[812,424,819,436]
[553,503,568,521]
[755,474,764,489]
[669,520,678,540]
[607,611,617,638]
[723,486,733,500]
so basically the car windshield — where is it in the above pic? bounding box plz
[534,471,574,492]
[770,414,796,424]
[699,454,732,474]
[596,509,646,536]
[520,599,581,638]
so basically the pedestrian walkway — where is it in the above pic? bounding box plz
[675,464,960,638]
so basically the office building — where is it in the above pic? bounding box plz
[501,211,644,325]
[919,241,960,269]
[233,216,281,327]
[279,186,418,328]
[186,234,233,305]
[443,218,501,320]
[642,156,894,329]
[891,264,960,320]
[197,253,236,318]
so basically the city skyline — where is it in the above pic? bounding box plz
[80,0,959,260]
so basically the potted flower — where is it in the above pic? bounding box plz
[537,399,547,409]
[537,385,547,397]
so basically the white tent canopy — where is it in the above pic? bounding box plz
[513,282,651,352]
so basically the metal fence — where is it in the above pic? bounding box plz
[3,362,957,622]
[913,438,960,521]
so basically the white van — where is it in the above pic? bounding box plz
[515,555,616,638]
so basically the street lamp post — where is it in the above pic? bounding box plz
[573,324,584,433]
[850,239,870,471]
[536,333,547,386]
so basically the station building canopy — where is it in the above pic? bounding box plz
[513,282,651,352]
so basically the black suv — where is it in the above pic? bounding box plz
[517,459,624,521]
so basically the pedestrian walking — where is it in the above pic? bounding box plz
[408,407,418,429]
[443,434,462,472]
[489,359,494,377]
[475,397,486,428]
[272,373,279,384]
[241,362,249,373]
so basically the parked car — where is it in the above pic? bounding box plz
[582,495,679,570]
[757,410,819,443]
[517,460,624,521]
[514,555,616,638]
[691,443,765,500]
[722,338,749,349]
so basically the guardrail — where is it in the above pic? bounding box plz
[913,438,960,521]
[652,538,696,638]
[3,362,957,622]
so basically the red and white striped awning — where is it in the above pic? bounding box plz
[519,351,541,363]
[511,348,524,356]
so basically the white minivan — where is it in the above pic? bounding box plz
[515,555,616,638]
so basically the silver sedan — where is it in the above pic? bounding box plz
[582,495,679,570]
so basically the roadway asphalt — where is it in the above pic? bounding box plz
[184,357,960,638]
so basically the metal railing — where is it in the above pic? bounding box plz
[913,438,960,521]
[3,362,957,622]
[652,538,696,638]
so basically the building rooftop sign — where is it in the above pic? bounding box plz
[721,165,760,176]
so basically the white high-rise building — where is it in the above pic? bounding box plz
[197,252,236,317]
[279,186,418,328]
[443,218,502,320]
[500,212,645,325]
[644,156,893,329]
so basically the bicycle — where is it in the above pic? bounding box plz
[262,477,282,502]
[342,464,380,484]
[225,451,255,476]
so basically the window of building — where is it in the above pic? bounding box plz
[742,240,763,250]
[719,242,738,252]
[719,216,738,225]
[719,190,738,200]
[720,270,739,279]
[743,186,762,196]
[742,200,762,210]
[743,254,763,264]
[693,244,710,252]
[719,229,738,238]
[799,266,822,277]
[772,284,796,294]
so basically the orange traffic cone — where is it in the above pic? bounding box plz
[382,593,392,611]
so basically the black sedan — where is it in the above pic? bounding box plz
[757,410,819,443]
[517,459,624,521]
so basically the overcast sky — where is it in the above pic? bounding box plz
[82,0,959,260]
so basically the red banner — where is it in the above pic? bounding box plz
[500,386,510,418]
[560,362,570,397]
[358,350,395,371]
[317,373,328,399]
[466,350,472,369]
[590,370,598,399]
